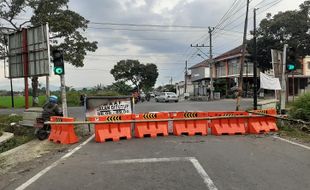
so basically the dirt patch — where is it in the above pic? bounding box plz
[0,139,69,175]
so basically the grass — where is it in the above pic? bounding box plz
[0,115,35,154]
[0,95,47,108]
[277,121,310,143]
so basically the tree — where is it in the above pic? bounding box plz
[110,59,159,92]
[106,81,133,95]
[247,1,310,70]
[0,0,98,106]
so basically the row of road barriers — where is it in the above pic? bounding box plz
[47,109,278,144]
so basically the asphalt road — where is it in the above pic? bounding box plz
[1,99,310,190]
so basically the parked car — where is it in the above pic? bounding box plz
[155,92,178,102]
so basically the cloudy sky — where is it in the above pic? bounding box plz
[0,0,306,90]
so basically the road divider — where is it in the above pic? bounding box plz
[248,109,278,134]
[48,116,79,144]
[45,109,279,143]
[134,112,169,138]
[171,112,208,136]
[88,114,132,142]
[208,111,248,135]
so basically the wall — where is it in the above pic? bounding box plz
[191,67,210,81]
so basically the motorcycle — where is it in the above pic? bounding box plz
[34,117,50,140]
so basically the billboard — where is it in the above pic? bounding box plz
[85,96,134,117]
[7,24,50,78]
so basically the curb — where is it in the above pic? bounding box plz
[0,132,14,145]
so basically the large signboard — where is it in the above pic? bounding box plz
[85,96,134,117]
[7,24,50,78]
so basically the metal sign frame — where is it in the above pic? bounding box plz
[6,23,50,78]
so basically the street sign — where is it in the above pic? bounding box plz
[7,24,50,78]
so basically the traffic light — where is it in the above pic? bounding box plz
[52,49,65,75]
[286,47,297,72]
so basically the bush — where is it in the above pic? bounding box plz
[289,93,310,121]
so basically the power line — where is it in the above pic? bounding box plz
[87,26,208,33]
[89,22,210,29]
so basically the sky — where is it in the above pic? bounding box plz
[0,0,306,90]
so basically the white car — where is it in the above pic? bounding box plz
[155,92,178,102]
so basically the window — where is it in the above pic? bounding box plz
[308,62,310,69]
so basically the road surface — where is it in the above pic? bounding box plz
[0,99,309,190]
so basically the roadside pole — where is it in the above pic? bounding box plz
[60,74,68,117]
[208,27,215,101]
[280,44,288,111]
[253,8,258,110]
[236,0,250,111]
[184,60,188,93]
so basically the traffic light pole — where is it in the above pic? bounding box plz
[280,44,288,111]
[60,74,68,117]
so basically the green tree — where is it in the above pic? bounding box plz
[110,59,159,92]
[0,0,98,106]
[106,81,133,95]
[248,1,310,70]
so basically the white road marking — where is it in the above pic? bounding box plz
[15,134,95,190]
[189,158,218,190]
[103,157,195,164]
[273,136,310,150]
[104,157,218,190]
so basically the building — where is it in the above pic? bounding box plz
[188,59,213,96]
[187,45,310,99]
[175,74,194,97]
[213,45,254,97]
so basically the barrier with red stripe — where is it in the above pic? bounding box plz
[171,112,208,136]
[134,112,169,138]
[208,111,248,135]
[88,114,132,142]
[248,109,278,134]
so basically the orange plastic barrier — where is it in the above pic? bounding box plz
[88,114,132,142]
[208,111,248,135]
[171,112,208,136]
[134,112,168,138]
[48,117,79,144]
[248,109,278,134]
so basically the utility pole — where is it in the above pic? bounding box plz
[281,44,288,111]
[253,8,258,110]
[184,60,188,93]
[60,74,68,117]
[208,26,215,101]
[236,0,250,111]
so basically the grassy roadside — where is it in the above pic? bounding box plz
[0,115,35,154]
[0,96,46,108]
[277,121,310,143]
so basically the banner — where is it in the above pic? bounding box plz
[260,72,281,90]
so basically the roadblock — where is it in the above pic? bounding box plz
[134,112,169,138]
[48,116,79,144]
[88,114,132,142]
[46,109,281,144]
[208,111,248,135]
[171,112,208,136]
[248,109,278,134]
